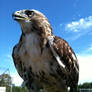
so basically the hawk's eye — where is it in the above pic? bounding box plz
[25,10,34,17]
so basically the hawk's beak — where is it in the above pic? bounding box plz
[12,10,28,21]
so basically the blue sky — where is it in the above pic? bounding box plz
[0,0,92,86]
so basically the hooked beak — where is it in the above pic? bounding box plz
[12,10,29,21]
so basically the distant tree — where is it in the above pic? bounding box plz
[0,74,11,92]
[0,74,28,92]
[12,86,28,92]
[78,82,92,88]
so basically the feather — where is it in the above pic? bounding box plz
[48,36,65,68]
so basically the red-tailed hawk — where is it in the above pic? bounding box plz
[12,9,79,92]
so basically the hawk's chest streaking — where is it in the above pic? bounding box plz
[19,33,54,75]
[13,33,68,92]
[12,9,79,92]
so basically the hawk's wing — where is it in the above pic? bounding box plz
[48,36,79,91]
[12,44,23,78]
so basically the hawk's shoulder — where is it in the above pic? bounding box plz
[53,36,79,69]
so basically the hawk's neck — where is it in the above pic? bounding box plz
[23,33,42,59]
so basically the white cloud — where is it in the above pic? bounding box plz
[11,73,23,86]
[66,16,92,32]
[77,54,92,84]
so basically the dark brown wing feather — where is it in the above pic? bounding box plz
[53,36,79,92]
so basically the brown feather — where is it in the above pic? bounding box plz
[52,36,79,91]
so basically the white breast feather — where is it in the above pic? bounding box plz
[19,33,52,75]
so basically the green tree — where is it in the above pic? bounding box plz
[12,86,28,92]
[21,81,28,92]
[78,82,92,88]
[0,74,12,92]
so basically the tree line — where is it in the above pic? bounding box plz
[78,82,92,88]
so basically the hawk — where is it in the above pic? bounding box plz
[12,9,79,92]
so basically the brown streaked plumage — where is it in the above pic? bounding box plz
[12,9,79,92]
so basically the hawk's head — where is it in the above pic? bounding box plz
[12,9,52,39]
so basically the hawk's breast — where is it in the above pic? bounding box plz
[18,33,53,75]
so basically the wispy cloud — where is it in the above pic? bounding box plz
[64,16,92,40]
[88,44,92,51]
[66,16,92,32]
[81,44,92,53]
[7,54,12,61]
